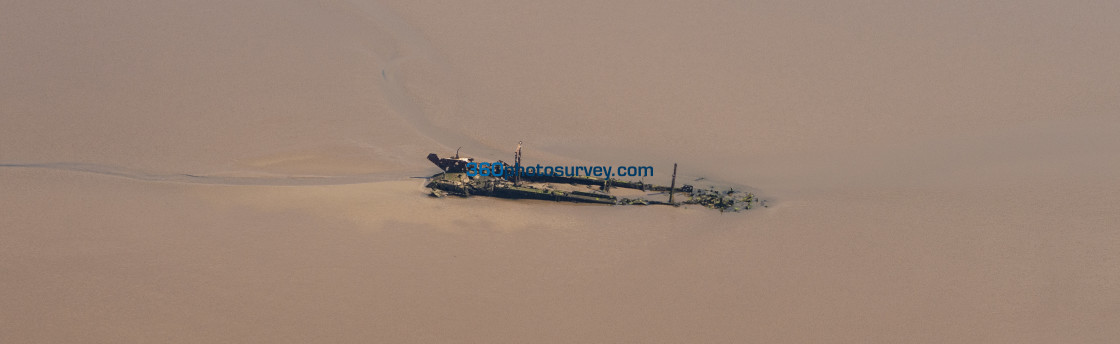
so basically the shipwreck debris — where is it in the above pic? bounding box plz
[424,145,760,212]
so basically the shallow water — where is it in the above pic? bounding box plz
[2,1,1118,342]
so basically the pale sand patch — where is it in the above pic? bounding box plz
[238,145,409,177]
[194,176,728,235]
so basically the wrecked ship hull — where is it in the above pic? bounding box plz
[424,152,759,211]
[426,172,618,204]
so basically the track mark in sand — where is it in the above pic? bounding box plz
[0,162,412,186]
[329,0,499,156]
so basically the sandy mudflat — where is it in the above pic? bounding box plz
[2,1,1119,343]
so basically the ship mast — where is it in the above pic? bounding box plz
[514,141,522,184]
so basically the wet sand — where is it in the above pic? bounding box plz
[3,1,1118,342]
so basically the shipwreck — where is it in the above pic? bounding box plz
[425,144,759,212]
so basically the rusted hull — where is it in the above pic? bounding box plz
[426,173,617,204]
[424,152,758,211]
